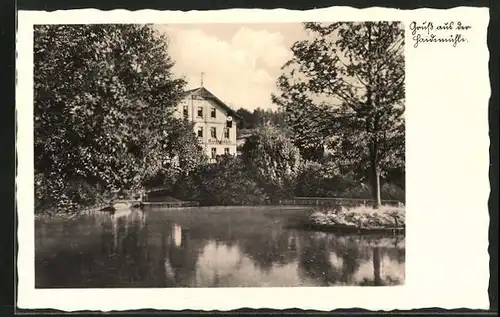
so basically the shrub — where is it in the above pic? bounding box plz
[294,160,405,202]
[309,205,405,229]
[294,160,355,197]
[173,156,268,206]
[240,125,301,202]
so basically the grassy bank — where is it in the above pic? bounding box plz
[34,203,112,220]
[304,205,405,233]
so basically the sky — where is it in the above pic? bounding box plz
[154,24,309,111]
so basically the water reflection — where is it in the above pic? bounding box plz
[162,224,205,287]
[35,207,405,288]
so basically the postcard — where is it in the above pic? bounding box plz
[16,6,490,311]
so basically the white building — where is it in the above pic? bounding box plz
[174,87,240,162]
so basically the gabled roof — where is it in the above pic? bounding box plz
[182,87,241,120]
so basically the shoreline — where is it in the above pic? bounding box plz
[34,203,112,220]
[299,222,405,234]
[34,203,316,220]
[35,204,406,234]
[302,205,406,234]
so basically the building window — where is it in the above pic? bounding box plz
[224,128,230,139]
[210,107,216,118]
[226,116,233,128]
[197,106,203,118]
[183,105,189,119]
[224,148,230,155]
[210,127,217,138]
[211,148,217,158]
[197,127,203,138]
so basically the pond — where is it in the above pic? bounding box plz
[35,206,405,288]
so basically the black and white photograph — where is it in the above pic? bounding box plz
[16,6,490,311]
[33,21,406,288]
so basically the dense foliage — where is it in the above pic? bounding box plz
[294,160,404,201]
[292,164,405,209]
[34,24,203,213]
[173,156,268,206]
[240,125,302,202]
[236,107,287,130]
[34,23,405,213]
[168,155,403,207]
[294,161,356,198]
[172,126,305,206]
[273,22,405,208]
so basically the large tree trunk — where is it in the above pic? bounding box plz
[365,23,382,209]
[370,160,382,209]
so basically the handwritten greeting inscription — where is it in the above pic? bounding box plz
[409,21,471,48]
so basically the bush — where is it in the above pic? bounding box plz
[309,205,405,229]
[294,160,405,202]
[173,156,268,206]
[294,160,353,197]
[240,125,301,202]
[380,182,405,202]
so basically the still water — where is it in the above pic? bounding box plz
[35,206,405,288]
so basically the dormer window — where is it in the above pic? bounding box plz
[210,107,216,118]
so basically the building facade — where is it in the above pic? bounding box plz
[174,87,240,162]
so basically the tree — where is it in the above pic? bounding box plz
[273,22,405,208]
[34,24,201,211]
[236,108,254,129]
[254,108,287,128]
[236,107,287,130]
[241,125,302,202]
[141,118,206,190]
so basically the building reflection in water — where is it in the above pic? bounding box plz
[36,208,405,288]
[109,211,405,288]
[159,221,405,287]
[162,223,205,287]
[194,241,245,287]
[173,223,182,247]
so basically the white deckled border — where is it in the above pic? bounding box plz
[16,6,490,311]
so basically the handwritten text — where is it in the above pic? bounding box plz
[409,21,471,48]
